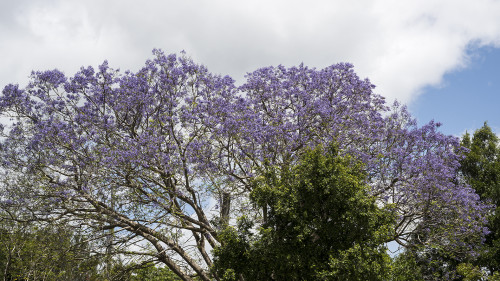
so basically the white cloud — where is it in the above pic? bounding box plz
[1,0,500,104]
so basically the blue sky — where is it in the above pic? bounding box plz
[410,46,500,137]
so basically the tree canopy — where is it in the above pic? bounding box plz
[460,123,500,274]
[213,144,393,280]
[0,50,490,280]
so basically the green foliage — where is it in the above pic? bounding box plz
[212,144,394,280]
[490,272,500,281]
[461,123,500,201]
[318,243,393,280]
[391,248,471,280]
[0,216,183,281]
[456,263,486,281]
[390,252,424,281]
[461,123,500,275]
[0,220,101,281]
[130,263,182,281]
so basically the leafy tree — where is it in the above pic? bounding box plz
[460,123,500,275]
[0,217,181,281]
[390,251,424,281]
[213,145,393,280]
[0,217,101,281]
[392,247,467,280]
[0,50,490,280]
[456,263,488,281]
[393,123,500,280]
[130,263,182,281]
[99,262,182,281]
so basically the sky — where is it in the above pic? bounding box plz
[1,0,500,137]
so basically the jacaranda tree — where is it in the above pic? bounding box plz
[0,50,490,280]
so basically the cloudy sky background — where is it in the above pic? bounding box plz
[1,0,500,136]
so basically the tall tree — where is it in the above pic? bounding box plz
[460,123,500,274]
[0,216,101,281]
[212,144,393,280]
[0,50,490,280]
